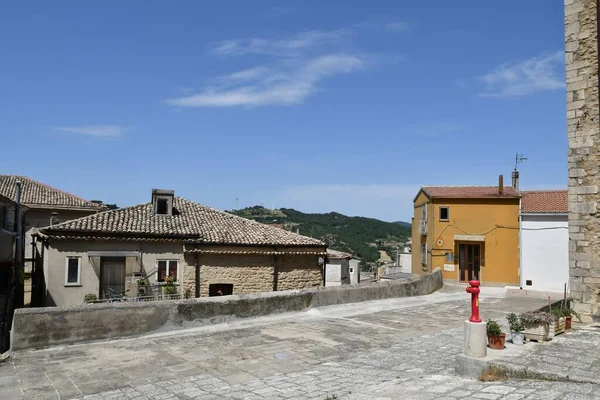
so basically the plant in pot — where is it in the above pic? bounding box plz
[520,311,553,342]
[84,293,97,304]
[562,307,579,330]
[551,308,566,336]
[506,313,525,345]
[137,278,148,297]
[162,276,177,296]
[487,319,506,350]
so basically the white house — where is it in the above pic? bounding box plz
[520,190,569,293]
[326,249,360,286]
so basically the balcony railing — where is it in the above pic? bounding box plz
[88,293,184,304]
[419,220,427,235]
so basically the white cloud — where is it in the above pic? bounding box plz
[273,184,421,222]
[211,30,347,57]
[51,125,129,137]
[169,19,408,109]
[219,67,271,82]
[480,51,565,97]
[166,54,363,108]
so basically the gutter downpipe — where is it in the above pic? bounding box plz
[518,196,523,290]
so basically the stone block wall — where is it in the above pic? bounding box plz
[565,0,600,322]
[277,254,322,291]
[182,249,323,297]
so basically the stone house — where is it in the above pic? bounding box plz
[0,175,106,272]
[35,189,326,306]
[520,190,569,293]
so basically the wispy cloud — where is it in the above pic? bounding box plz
[166,54,363,107]
[169,18,408,108]
[480,51,565,97]
[211,30,347,57]
[51,125,129,138]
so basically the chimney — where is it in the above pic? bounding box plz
[152,189,175,216]
[512,170,519,191]
[50,212,59,226]
[498,175,504,195]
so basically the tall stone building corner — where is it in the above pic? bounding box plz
[565,0,600,323]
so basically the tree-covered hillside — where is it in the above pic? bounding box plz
[227,206,411,267]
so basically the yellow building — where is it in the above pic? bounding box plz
[411,182,520,285]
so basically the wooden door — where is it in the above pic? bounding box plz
[100,257,126,299]
[459,244,481,282]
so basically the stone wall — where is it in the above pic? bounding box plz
[565,0,600,322]
[11,268,443,350]
[277,254,322,291]
[181,247,323,297]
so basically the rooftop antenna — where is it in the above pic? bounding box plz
[514,153,527,171]
[235,197,239,210]
[512,153,527,191]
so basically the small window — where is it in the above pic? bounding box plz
[209,283,233,296]
[157,260,178,283]
[439,206,449,221]
[65,257,81,286]
[0,206,6,229]
[156,199,168,215]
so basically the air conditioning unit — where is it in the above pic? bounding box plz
[419,220,427,235]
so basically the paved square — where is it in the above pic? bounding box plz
[1,287,598,399]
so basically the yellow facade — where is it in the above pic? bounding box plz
[411,191,520,285]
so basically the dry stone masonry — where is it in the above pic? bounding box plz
[565,0,600,322]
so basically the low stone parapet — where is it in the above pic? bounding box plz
[11,268,442,351]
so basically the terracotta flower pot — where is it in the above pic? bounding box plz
[487,333,506,350]
[566,315,572,330]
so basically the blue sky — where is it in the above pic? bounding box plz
[1,1,567,222]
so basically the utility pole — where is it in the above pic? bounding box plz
[13,181,24,309]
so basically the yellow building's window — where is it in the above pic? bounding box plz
[439,206,449,221]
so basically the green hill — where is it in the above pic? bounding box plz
[227,206,411,267]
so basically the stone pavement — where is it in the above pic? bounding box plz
[1,286,599,399]
[491,324,600,385]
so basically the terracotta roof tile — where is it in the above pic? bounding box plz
[327,248,352,259]
[521,190,568,213]
[41,197,325,246]
[0,175,105,210]
[421,186,520,199]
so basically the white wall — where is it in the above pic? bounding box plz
[326,259,350,286]
[349,259,360,285]
[399,253,412,273]
[521,214,569,292]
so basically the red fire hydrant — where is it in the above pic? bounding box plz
[465,279,481,323]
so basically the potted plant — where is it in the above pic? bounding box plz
[520,311,553,342]
[562,307,579,330]
[487,319,506,350]
[84,293,97,303]
[551,308,566,336]
[162,276,177,296]
[506,313,525,345]
[137,278,148,296]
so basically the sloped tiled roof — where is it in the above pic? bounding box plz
[327,248,352,259]
[521,190,568,213]
[421,186,520,199]
[0,175,105,211]
[41,197,325,246]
